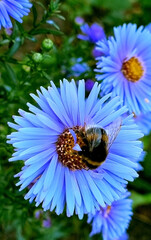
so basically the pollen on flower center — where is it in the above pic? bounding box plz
[56,126,87,170]
[104,205,112,218]
[122,57,144,82]
[106,205,111,214]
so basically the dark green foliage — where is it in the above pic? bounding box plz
[1,0,151,239]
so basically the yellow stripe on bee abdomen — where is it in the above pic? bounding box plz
[84,157,103,166]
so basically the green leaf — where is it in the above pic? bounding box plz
[35,1,46,9]
[7,37,23,58]
[130,178,151,193]
[16,225,26,240]
[32,5,38,27]
[0,39,10,46]
[30,28,63,35]
[11,22,20,39]
[42,71,52,80]
[131,191,151,209]
[3,63,17,84]
[26,35,37,42]
[50,0,60,11]
[55,14,65,21]
[46,20,60,30]
[15,22,25,35]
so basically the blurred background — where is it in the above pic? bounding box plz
[1,0,151,239]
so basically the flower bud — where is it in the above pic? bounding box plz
[41,54,52,67]
[42,39,53,51]
[32,53,43,63]
[22,65,31,72]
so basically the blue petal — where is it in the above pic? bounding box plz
[65,167,75,216]
[43,154,58,191]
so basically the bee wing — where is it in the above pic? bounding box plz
[105,118,122,150]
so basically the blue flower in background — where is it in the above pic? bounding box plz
[115,232,128,240]
[78,23,105,43]
[0,0,32,29]
[134,112,151,135]
[145,23,151,32]
[34,209,51,228]
[85,79,95,92]
[134,150,144,172]
[8,79,142,219]
[88,193,132,240]
[96,23,151,115]
[42,217,51,228]
[35,210,43,219]
[92,46,103,58]
[71,59,90,77]
[75,16,84,25]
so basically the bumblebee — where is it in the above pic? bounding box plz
[78,118,122,169]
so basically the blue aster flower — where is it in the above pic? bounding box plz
[115,232,128,240]
[134,150,144,172]
[96,23,151,115]
[0,0,32,29]
[88,192,132,240]
[71,61,90,77]
[78,23,105,43]
[134,112,151,135]
[146,23,151,33]
[7,79,143,219]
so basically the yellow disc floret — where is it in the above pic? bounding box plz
[122,57,144,82]
[56,126,87,170]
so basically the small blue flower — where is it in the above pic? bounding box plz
[78,23,105,43]
[88,192,132,240]
[75,16,84,25]
[35,210,43,219]
[0,0,32,29]
[7,79,143,219]
[92,46,103,58]
[85,79,95,92]
[134,112,151,135]
[96,23,151,115]
[42,217,51,228]
[71,62,90,77]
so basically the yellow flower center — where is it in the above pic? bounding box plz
[122,57,144,82]
[104,205,112,217]
[56,126,87,170]
[106,205,111,214]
